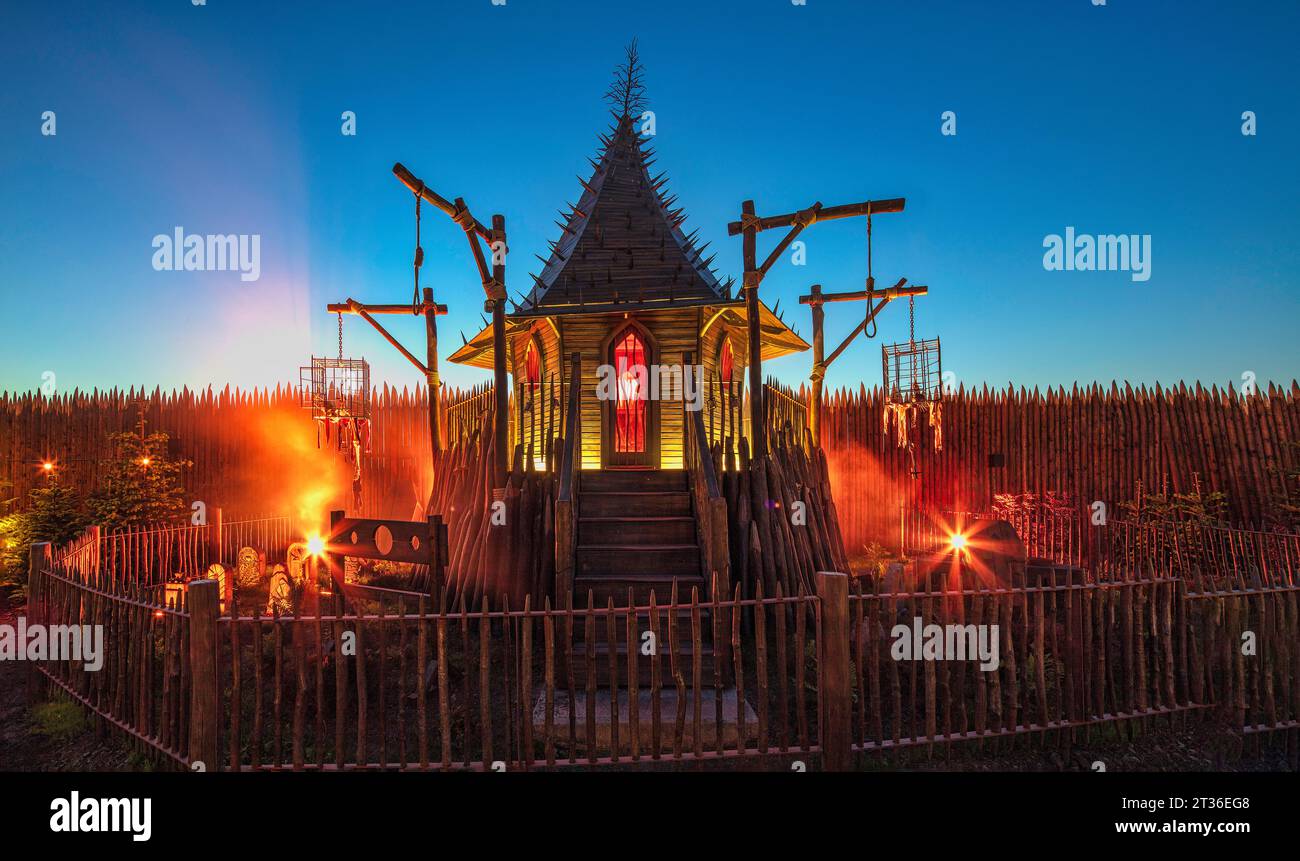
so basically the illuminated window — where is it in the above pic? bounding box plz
[525,338,541,386]
[719,337,734,383]
[612,328,648,453]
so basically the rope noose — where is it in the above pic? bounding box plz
[412,186,425,312]
[864,202,877,339]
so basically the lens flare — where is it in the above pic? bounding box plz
[949,533,968,551]
[306,535,326,555]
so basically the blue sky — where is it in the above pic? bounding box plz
[2,0,1297,397]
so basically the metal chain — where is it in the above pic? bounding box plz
[337,311,344,360]
[909,295,915,347]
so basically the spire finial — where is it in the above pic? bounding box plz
[604,39,647,118]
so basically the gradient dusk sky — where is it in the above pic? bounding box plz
[2,0,1297,398]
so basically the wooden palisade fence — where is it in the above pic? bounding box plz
[29,524,1299,771]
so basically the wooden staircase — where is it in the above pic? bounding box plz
[571,469,714,686]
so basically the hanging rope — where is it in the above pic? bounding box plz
[864,203,877,339]
[412,186,425,312]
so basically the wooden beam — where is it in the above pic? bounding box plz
[742,199,764,459]
[727,197,905,236]
[423,286,442,487]
[799,281,925,305]
[346,299,429,376]
[822,297,890,370]
[392,163,492,242]
[491,214,509,488]
[329,302,448,315]
[809,284,825,447]
[757,202,821,278]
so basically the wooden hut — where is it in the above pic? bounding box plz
[448,104,807,472]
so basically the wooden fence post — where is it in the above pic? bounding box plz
[210,505,224,558]
[428,513,448,603]
[188,578,220,771]
[816,570,852,771]
[26,542,52,705]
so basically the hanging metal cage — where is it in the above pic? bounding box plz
[882,337,943,406]
[299,356,371,422]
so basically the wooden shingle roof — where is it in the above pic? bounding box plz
[514,111,732,316]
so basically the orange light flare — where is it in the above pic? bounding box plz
[40,460,56,475]
[920,510,999,591]
[139,456,152,468]
[306,534,326,556]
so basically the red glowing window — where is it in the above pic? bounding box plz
[525,338,541,385]
[719,337,734,382]
[612,328,648,454]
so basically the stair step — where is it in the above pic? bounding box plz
[579,491,691,518]
[576,545,700,578]
[582,469,688,493]
[574,572,708,606]
[578,516,696,546]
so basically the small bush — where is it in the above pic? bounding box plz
[31,701,87,742]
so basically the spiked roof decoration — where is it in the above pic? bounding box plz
[448,42,808,367]
[513,40,730,315]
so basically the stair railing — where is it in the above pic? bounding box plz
[684,354,730,599]
[555,351,582,600]
[685,353,732,673]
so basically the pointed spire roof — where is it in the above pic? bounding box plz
[514,51,729,315]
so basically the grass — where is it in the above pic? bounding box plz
[30,700,87,742]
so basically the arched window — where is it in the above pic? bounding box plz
[611,326,648,455]
[719,336,734,383]
[524,337,542,386]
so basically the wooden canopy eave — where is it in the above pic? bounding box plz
[447,296,807,369]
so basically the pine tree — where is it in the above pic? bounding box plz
[29,482,88,545]
[87,430,192,530]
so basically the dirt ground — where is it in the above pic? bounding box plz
[0,606,138,772]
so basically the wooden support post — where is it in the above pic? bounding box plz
[26,542,52,705]
[211,505,223,563]
[188,578,221,771]
[816,570,852,771]
[742,200,764,459]
[492,213,509,489]
[555,499,573,601]
[423,286,442,504]
[427,513,448,604]
[324,509,346,600]
[808,284,825,448]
